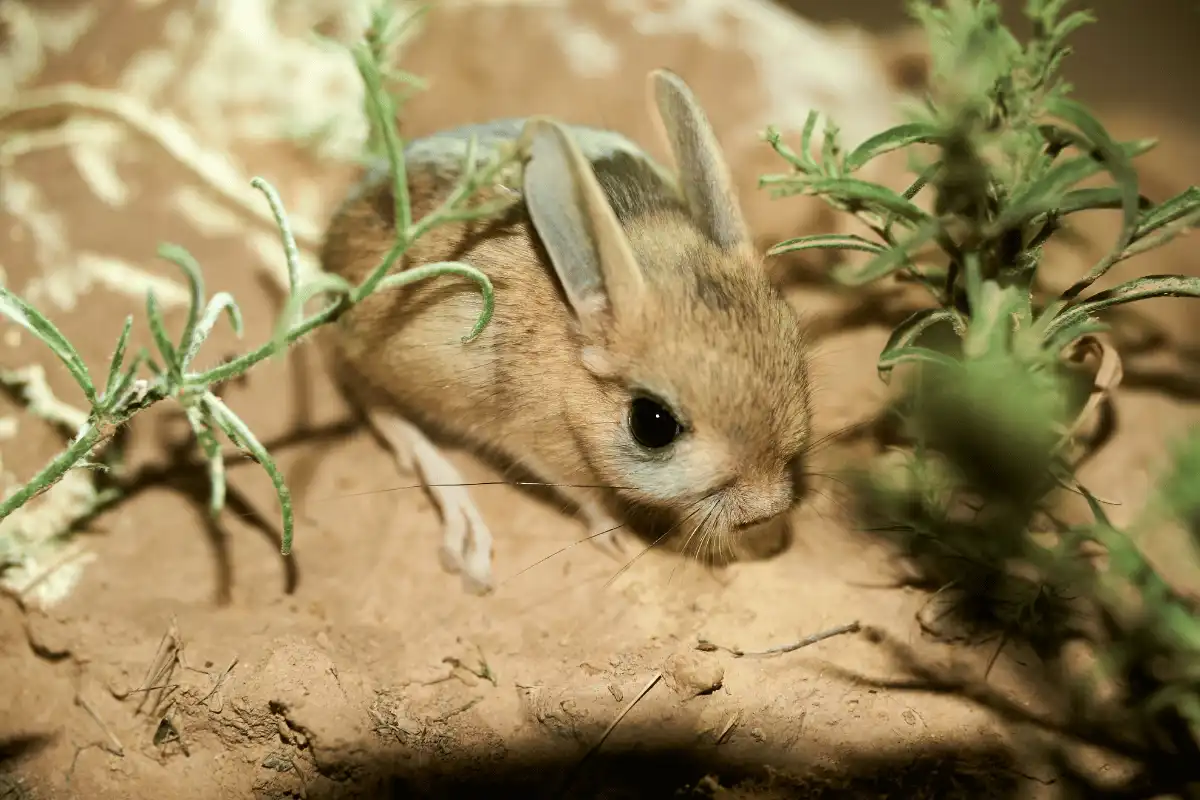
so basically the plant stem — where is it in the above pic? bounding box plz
[0,422,104,519]
[193,301,343,387]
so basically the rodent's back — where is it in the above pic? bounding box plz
[318,120,690,449]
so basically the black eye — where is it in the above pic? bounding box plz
[628,396,682,450]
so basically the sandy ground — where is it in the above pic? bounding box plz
[1,1,1198,798]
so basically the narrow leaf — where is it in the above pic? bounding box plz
[270,273,353,353]
[1056,187,1151,216]
[354,42,411,236]
[1117,210,1200,264]
[876,345,962,380]
[102,315,135,408]
[1048,96,1141,297]
[773,177,931,225]
[186,407,226,518]
[767,233,885,257]
[831,221,939,287]
[376,261,495,342]
[883,162,940,237]
[1045,275,1200,343]
[877,308,960,381]
[1042,315,1110,360]
[820,120,842,177]
[183,292,244,370]
[158,243,205,360]
[0,286,95,403]
[1000,154,1104,227]
[761,125,810,174]
[963,281,1024,359]
[1118,137,1158,160]
[106,350,149,416]
[249,177,302,296]
[1039,124,1156,162]
[844,123,943,172]
[203,392,294,555]
[145,291,179,382]
[1133,186,1200,241]
[799,111,821,171]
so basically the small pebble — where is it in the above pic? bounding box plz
[661,652,724,698]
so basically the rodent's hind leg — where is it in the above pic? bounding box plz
[366,407,495,595]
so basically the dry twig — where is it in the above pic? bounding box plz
[696,621,862,658]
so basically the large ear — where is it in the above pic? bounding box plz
[648,69,751,252]
[520,117,645,339]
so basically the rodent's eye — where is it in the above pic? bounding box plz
[628,396,682,450]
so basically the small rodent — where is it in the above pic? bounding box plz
[320,69,814,594]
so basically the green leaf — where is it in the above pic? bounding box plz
[376,261,495,342]
[844,123,943,173]
[1047,96,1141,297]
[883,162,940,237]
[157,243,205,363]
[963,279,1027,360]
[875,344,961,381]
[186,406,225,519]
[106,349,148,415]
[1051,99,1132,237]
[877,308,961,382]
[1117,210,1200,265]
[101,315,135,409]
[145,291,179,383]
[368,2,430,57]
[1117,136,1158,160]
[354,40,411,236]
[203,392,294,556]
[1077,274,1200,312]
[0,286,95,403]
[799,111,821,171]
[989,186,1151,239]
[1048,8,1097,44]
[1041,315,1109,359]
[904,162,937,199]
[1055,187,1150,217]
[820,120,842,178]
[1133,186,1200,241]
[1036,126,1154,160]
[831,221,939,287]
[271,273,353,353]
[182,292,244,371]
[761,125,810,175]
[1044,274,1200,343]
[249,177,302,296]
[776,177,931,225]
[767,233,886,258]
[999,154,1104,228]
[963,251,984,308]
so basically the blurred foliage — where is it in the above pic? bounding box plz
[763,0,1200,795]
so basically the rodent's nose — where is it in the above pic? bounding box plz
[732,481,794,530]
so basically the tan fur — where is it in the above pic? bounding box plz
[320,70,814,585]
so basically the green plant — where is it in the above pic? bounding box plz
[761,0,1200,793]
[0,3,518,559]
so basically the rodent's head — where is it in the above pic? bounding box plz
[574,219,814,537]
[522,69,814,543]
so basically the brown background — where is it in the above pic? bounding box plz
[794,0,1200,127]
[1,2,1198,799]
